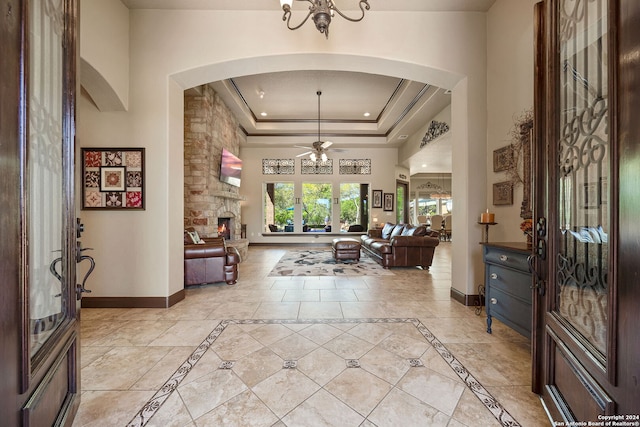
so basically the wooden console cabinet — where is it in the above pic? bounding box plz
[483,242,532,338]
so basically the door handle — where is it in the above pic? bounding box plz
[527,253,546,296]
[75,242,95,300]
[76,253,95,300]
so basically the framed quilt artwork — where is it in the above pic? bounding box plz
[81,148,145,210]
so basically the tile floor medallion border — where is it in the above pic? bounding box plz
[126,318,521,427]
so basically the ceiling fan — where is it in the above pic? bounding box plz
[295,91,344,161]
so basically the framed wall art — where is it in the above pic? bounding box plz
[81,148,145,210]
[493,145,513,172]
[383,193,394,211]
[372,190,383,208]
[493,181,513,206]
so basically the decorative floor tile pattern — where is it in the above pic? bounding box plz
[283,360,297,369]
[346,359,361,368]
[76,244,549,427]
[126,318,521,427]
[408,358,424,367]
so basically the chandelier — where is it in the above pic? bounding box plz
[280,0,370,39]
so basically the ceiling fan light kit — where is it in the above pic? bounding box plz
[280,0,370,39]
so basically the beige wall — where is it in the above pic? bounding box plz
[77,3,535,301]
[487,0,538,242]
[80,0,129,111]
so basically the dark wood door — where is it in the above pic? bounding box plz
[396,180,409,224]
[532,0,640,421]
[0,0,81,425]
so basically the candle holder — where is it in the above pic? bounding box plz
[478,221,497,243]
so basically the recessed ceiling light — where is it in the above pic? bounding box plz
[398,135,409,140]
[422,164,427,167]
[363,112,370,117]
[260,112,267,117]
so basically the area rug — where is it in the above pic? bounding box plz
[268,249,394,276]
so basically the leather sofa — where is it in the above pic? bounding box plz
[360,222,440,269]
[184,233,240,286]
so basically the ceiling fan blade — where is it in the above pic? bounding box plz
[296,151,312,157]
[329,148,346,152]
[321,140,333,148]
[294,145,313,150]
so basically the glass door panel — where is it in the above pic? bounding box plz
[28,0,67,357]
[555,0,609,357]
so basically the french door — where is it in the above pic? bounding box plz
[532,0,640,420]
[0,0,81,425]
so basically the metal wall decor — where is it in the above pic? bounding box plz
[262,159,295,175]
[301,158,333,174]
[82,148,145,210]
[419,120,450,148]
[339,159,371,174]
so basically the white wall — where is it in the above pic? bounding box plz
[487,0,538,242]
[76,5,535,301]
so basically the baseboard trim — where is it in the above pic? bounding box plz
[81,288,185,309]
[450,288,482,306]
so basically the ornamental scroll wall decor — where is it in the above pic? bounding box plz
[339,159,371,174]
[301,158,333,174]
[262,159,295,175]
[82,148,145,210]
[419,120,450,149]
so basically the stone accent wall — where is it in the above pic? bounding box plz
[184,84,246,239]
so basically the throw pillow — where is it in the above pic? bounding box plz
[390,224,405,238]
[412,226,428,237]
[381,222,396,239]
[401,225,416,236]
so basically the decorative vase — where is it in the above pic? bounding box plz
[526,233,533,248]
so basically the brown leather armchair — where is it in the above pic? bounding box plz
[184,235,240,286]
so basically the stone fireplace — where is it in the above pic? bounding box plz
[184,84,249,260]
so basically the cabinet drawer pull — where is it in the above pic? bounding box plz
[499,255,508,261]
[490,298,497,304]
[490,273,498,280]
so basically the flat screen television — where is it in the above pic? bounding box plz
[220,148,242,187]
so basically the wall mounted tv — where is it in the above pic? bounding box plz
[220,148,242,187]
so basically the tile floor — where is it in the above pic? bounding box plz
[73,243,550,427]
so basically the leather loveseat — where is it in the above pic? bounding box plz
[360,222,440,269]
[184,232,240,286]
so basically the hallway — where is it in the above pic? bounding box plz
[73,243,548,426]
